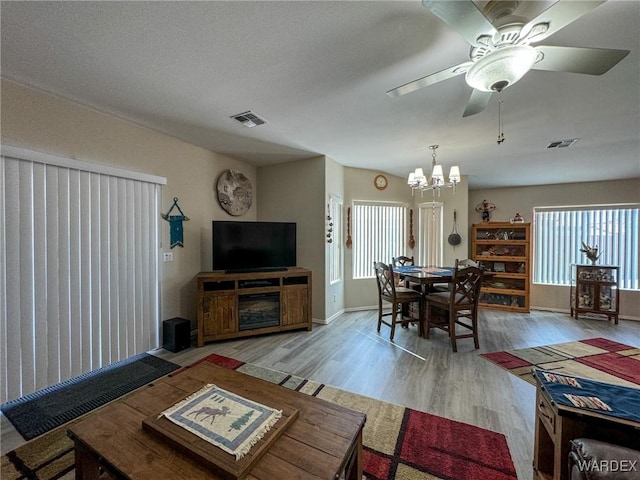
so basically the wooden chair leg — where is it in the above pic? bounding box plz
[390,304,397,341]
[472,310,480,349]
[377,297,382,333]
[449,311,457,353]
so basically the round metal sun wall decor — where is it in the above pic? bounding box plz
[216,169,253,216]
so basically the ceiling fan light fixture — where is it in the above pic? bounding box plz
[465,45,538,92]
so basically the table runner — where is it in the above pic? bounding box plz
[159,384,282,460]
[534,369,640,424]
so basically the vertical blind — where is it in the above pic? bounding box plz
[534,205,639,290]
[352,201,407,279]
[418,202,443,267]
[1,149,165,403]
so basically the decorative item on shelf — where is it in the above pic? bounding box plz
[407,145,460,197]
[345,206,352,248]
[326,204,333,243]
[510,212,524,223]
[475,199,495,222]
[408,209,415,248]
[161,197,190,248]
[216,169,252,216]
[374,174,388,190]
[580,241,601,265]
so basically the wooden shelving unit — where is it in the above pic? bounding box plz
[472,222,530,312]
[196,267,312,346]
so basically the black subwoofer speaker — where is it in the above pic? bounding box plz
[162,317,191,353]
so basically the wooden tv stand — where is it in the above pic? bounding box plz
[196,267,312,346]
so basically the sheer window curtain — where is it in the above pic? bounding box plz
[1,147,166,403]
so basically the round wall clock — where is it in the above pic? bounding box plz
[374,174,388,190]
[216,169,253,216]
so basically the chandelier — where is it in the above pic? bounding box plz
[407,145,461,196]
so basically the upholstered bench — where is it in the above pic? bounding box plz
[569,438,640,480]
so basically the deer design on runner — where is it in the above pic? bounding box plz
[188,405,230,424]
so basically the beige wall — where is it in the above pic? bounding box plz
[257,156,326,320]
[469,179,640,319]
[1,79,257,328]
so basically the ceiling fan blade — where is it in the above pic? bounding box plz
[462,89,493,117]
[533,45,630,75]
[386,62,471,98]
[421,0,497,47]
[522,1,606,43]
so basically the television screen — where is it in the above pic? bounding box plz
[212,221,297,272]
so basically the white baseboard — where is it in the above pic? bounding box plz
[345,305,379,312]
[531,306,640,322]
[313,309,346,325]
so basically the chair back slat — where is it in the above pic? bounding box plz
[450,265,483,307]
[392,256,414,266]
[374,261,396,298]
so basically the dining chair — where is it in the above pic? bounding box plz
[392,255,417,288]
[392,256,414,266]
[373,261,425,340]
[424,259,484,352]
[392,255,422,319]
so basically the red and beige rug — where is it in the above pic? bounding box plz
[481,337,640,388]
[2,353,518,480]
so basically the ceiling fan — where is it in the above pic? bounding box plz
[386,0,630,117]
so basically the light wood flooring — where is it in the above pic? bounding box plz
[2,308,639,480]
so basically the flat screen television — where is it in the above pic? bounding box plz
[212,221,297,273]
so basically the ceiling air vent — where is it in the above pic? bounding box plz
[546,138,579,149]
[231,111,267,128]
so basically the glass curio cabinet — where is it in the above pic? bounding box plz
[570,264,619,324]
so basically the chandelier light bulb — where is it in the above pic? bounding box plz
[431,164,444,183]
[449,166,461,183]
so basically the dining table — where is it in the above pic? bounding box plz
[394,265,455,295]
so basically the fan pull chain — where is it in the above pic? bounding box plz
[497,91,505,144]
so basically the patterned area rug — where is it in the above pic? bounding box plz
[481,337,640,388]
[2,353,518,480]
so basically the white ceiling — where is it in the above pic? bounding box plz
[1,1,639,189]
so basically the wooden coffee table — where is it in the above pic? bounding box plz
[68,362,366,480]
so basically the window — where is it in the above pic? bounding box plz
[352,201,407,279]
[418,202,443,267]
[533,205,639,290]
[328,195,342,284]
[1,147,166,403]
